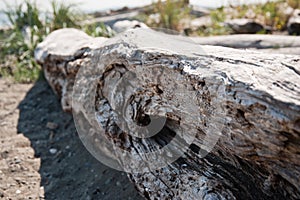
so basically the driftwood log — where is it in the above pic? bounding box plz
[35,28,300,199]
[192,34,300,49]
[193,34,300,55]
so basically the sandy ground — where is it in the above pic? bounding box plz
[0,78,142,200]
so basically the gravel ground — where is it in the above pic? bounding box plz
[0,78,142,200]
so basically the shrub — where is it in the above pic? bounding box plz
[150,0,191,31]
[0,0,111,83]
[196,7,232,36]
[50,1,81,31]
[82,22,115,38]
[253,1,288,30]
[1,0,45,83]
[198,0,292,35]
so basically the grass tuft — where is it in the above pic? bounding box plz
[0,0,112,83]
[83,22,115,38]
[50,1,81,31]
[148,0,191,31]
[1,0,44,83]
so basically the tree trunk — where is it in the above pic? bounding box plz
[35,28,300,199]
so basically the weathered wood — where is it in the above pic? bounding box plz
[35,28,300,199]
[248,47,300,55]
[192,34,300,49]
[35,28,107,112]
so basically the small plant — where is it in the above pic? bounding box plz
[227,1,290,31]
[197,0,292,36]
[4,1,43,31]
[210,7,227,23]
[0,0,84,83]
[50,1,81,31]
[1,0,45,83]
[0,0,114,82]
[150,0,191,31]
[83,22,115,38]
[254,1,287,30]
[196,7,232,36]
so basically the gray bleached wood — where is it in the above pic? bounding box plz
[192,34,300,49]
[35,28,300,199]
[35,28,107,111]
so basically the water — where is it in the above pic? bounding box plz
[0,0,274,27]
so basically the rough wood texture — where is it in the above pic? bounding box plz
[35,28,107,111]
[35,28,300,199]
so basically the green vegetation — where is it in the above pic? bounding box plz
[196,0,296,36]
[197,7,232,36]
[143,0,297,36]
[82,22,115,37]
[0,0,113,83]
[0,1,45,83]
[146,0,191,31]
[50,1,82,31]
[235,0,288,31]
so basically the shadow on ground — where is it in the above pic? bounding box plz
[17,80,142,200]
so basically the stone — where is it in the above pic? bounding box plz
[13,157,21,164]
[46,122,58,130]
[190,16,212,30]
[288,9,300,35]
[35,28,300,199]
[49,148,57,154]
[112,20,148,33]
[225,18,264,34]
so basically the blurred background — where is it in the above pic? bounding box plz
[0,0,299,82]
